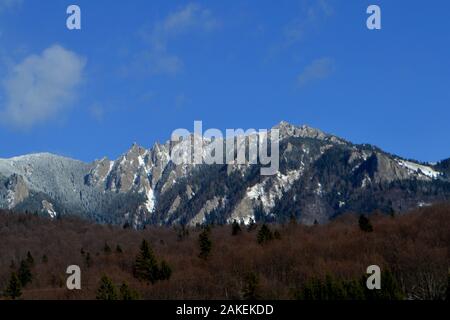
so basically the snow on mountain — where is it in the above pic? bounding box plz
[247,170,303,212]
[396,159,440,179]
[0,121,449,227]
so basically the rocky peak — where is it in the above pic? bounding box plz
[274,121,326,140]
[124,143,148,159]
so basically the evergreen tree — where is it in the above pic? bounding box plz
[198,227,212,260]
[133,240,159,284]
[158,260,172,281]
[18,260,32,287]
[231,220,242,236]
[42,254,48,264]
[358,215,373,232]
[26,251,34,267]
[4,272,22,300]
[273,230,281,240]
[116,244,123,253]
[257,224,274,244]
[119,283,140,300]
[96,275,118,300]
[242,272,260,300]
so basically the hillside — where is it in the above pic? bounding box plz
[0,203,449,300]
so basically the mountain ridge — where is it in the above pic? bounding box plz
[1,121,449,227]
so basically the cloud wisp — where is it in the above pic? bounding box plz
[137,3,219,75]
[297,57,335,87]
[282,0,333,49]
[0,45,86,129]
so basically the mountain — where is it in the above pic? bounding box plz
[1,121,449,228]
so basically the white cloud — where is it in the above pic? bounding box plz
[140,3,218,75]
[0,45,86,129]
[155,3,218,38]
[297,57,335,87]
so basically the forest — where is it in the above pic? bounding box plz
[0,203,449,300]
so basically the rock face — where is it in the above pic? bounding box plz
[1,122,449,227]
[2,174,29,209]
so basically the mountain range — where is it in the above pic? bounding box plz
[1,121,449,228]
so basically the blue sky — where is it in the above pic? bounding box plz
[0,0,449,163]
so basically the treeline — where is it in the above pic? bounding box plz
[0,204,449,300]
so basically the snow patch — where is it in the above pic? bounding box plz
[361,175,371,188]
[247,170,302,212]
[145,187,156,213]
[315,182,323,196]
[397,160,440,179]
[6,190,15,209]
[42,200,57,219]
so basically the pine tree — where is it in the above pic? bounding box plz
[242,272,260,300]
[42,254,48,264]
[358,215,373,232]
[18,260,32,287]
[26,251,34,267]
[198,227,212,260]
[158,260,172,281]
[116,244,123,253]
[4,272,22,300]
[96,275,118,300]
[273,230,281,240]
[231,220,242,236]
[257,224,274,244]
[119,283,140,300]
[133,240,159,284]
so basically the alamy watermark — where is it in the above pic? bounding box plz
[65,4,382,32]
[170,121,279,176]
